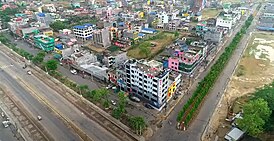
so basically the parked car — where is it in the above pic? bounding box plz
[27,70,32,75]
[70,69,77,75]
[129,96,140,103]
[111,100,116,106]
[37,116,42,121]
[144,103,153,109]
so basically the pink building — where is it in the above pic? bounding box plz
[168,48,202,73]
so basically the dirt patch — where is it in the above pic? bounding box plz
[202,8,221,20]
[203,32,274,141]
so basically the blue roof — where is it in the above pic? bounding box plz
[118,22,124,26]
[73,23,94,29]
[37,13,46,17]
[138,33,146,37]
[142,28,157,32]
[150,11,157,15]
[55,44,63,49]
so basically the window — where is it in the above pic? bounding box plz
[144,95,149,99]
[151,98,157,103]
[174,63,177,65]
[175,67,178,70]
[172,62,174,64]
[144,80,147,83]
[153,84,157,88]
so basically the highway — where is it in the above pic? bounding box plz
[0,45,120,141]
[0,51,81,141]
[150,4,259,141]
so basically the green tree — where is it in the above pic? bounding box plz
[243,98,271,121]
[50,21,68,32]
[77,84,89,95]
[174,31,180,37]
[237,114,265,136]
[237,98,272,137]
[129,116,147,135]
[32,51,46,64]
[45,60,58,71]
[112,92,127,119]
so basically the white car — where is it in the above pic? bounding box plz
[27,70,32,75]
[111,100,116,106]
[37,116,42,121]
[70,69,77,75]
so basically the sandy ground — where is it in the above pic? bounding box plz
[203,32,274,141]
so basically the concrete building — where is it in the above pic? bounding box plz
[35,12,53,26]
[167,41,207,74]
[73,23,95,41]
[117,59,170,110]
[92,28,111,48]
[103,51,128,68]
[33,35,55,52]
[167,71,181,101]
[216,15,233,29]
[203,29,223,43]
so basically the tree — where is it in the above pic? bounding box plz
[45,60,58,71]
[139,42,151,57]
[237,114,265,136]
[253,82,274,111]
[77,84,89,95]
[112,92,127,119]
[237,98,272,137]
[129,116,146,135]
[32,51,46,64]
[174,31,180,37]
[50,21,68,32]
[243,98,271,121]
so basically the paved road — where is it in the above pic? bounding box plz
[0,45,120,141]
[150,5,259,141]
[0,52,81,141]
[0,115,18,141]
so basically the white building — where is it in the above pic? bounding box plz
[118,59,170,110]
[216,16,233,29]
[73,23,95,41]
[158,12,169,24]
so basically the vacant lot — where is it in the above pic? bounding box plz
[202,8,221,20]
[127,32,175,59]
[205,32,274,141]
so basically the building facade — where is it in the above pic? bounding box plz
[92,28,111,48]
[73,23,95,41]
[33,35,55,51]
[118,59,170,110]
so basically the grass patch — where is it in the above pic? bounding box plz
[202,8,221,20]
[127,32,175,59]
[108,45,120,52]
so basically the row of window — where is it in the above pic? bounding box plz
[218,20,231,24]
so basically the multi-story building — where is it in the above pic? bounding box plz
[117,59,170,110]
[203,29,223,43]
[216,15,233,29]
[103,51,128,68]
[168,41,207,74]
[35,12,53,26]
[92,28,111,48]
[33,35,55,52]
[73,23,95,41]
[167,71,181,101]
